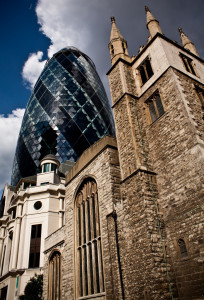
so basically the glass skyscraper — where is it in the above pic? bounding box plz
[11,47,115,186]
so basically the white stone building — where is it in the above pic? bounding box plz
[0,155,73,299]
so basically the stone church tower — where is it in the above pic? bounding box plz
[107,6,204,300]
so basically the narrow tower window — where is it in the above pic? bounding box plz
[76,178,104,298]
[122,42,125,53]
[180,53,196,76]
[178,239,188,258]
[146,91,165,123]
[0,286,8,300]
[48,251,61,300]
[43,163,50,173]
[29,224,42,268]
[51,163,57,172]
[138,57,154,85]
[111,45,114,55]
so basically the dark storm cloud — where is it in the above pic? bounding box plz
[24,0,204,99]
[84,0,204,98]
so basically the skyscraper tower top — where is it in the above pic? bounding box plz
[11,47,115,186]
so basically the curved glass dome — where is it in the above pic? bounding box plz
[11,47,115,186]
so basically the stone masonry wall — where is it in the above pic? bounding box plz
[115,171,173,300]
[109,60,176,299]
[61,144,122,299]
[109,62,154,180]
[108,64,124,105]
[138,67,204,299]
[109,53,204,299]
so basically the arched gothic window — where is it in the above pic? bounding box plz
[76,178,104,298]
[178,239,188,258]
[48,250,61,300]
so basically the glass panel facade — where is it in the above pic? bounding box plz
[11,47,115,186]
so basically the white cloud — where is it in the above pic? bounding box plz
[0,109,25,190]
[36,0,92,57]
[22,0,93,88]
[22,51,46,89]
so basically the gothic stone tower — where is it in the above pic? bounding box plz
[108,7,204,300]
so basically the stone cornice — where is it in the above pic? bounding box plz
[120,168,157,184]
[112,66,204,108]
[44,240,65,254]
[0,269,25,282]
[112,92,139,109]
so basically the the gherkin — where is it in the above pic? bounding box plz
[11,47,115,186]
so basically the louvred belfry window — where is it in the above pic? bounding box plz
[146,91,165,123]
[76,178,104,298]
[180,53,196,76]
[138,57,154,85]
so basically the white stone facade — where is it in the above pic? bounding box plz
[0,156,67,299]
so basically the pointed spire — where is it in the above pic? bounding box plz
[110,16,125,42]
[178,27,199,56]
[109,17,130,65]
[145,6,156,24]
[145,6,162,38]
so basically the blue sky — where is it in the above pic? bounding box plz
[0,0,50,114]
[0,0,204,190]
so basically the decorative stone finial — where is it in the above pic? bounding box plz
[178,26,199,56]
[110,16,124,41]
[145,6,162,38]
[111,16,115,23]
[178,27,183,34]
[109,15,130,65]
[145,6,150,12]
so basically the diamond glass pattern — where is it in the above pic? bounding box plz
[11,47,115,186]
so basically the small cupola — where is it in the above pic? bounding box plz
[40,154,60,174]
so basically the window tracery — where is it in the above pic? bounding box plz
[48,250,61,300]
[75,178,104,298]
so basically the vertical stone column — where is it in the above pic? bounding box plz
[59,198,64,228]
[11,205,22,269]
[0,228,4,266]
